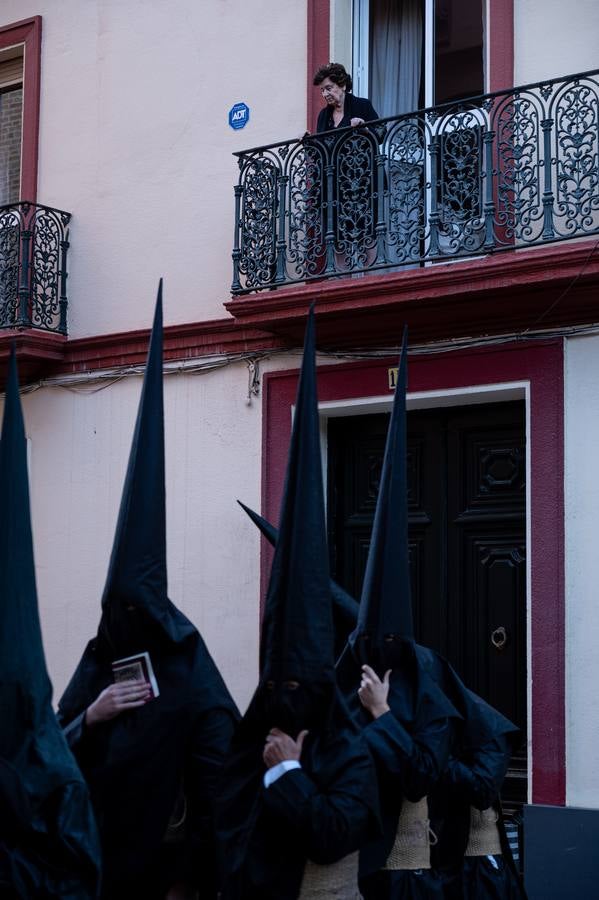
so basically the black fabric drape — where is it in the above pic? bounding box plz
[0,347,101,899]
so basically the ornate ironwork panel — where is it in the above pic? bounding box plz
[236,155,278,290]
[232,68,599,293]
[0,202,71,334]
[286,140,326,280]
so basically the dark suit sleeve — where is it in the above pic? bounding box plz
[262,750,375,865]
[442,733,511,810]
[363,711,452,802]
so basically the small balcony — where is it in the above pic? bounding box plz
[231,68,599,300]
[0,201,71,334]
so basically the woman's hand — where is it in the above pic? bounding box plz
[358,665,391,719]
[263,728,308,768]
[85,682,152,727]
[350,117,365,127]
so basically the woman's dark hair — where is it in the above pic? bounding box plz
[313,62,353,93]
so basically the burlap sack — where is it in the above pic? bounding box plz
[298,850,362,899]
[464,806,502,857]
[383,796,435,871]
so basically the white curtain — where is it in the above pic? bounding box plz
[370,0,423,118]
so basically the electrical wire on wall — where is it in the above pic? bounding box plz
[4,317,599,403]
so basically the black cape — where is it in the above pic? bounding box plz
[217,307,379,899]
[0,347,101,899]
[418,649,526,898]
[56,286,239,898]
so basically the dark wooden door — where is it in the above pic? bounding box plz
[327,400,527,805]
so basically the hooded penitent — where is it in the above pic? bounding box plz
[57,284,239,899]
[217,306,379,900]
[236,500,359,659]
[421,653,526,898]
[0,347,101,900]
[240,519,524,897]
[334,330,460,889]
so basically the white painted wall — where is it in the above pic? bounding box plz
[515,0,599,85]
[564,333,599,808]
[0,0,307,337]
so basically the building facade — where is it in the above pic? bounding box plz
[1,1,599,893]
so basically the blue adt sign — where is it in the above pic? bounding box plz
[229,102,250,130]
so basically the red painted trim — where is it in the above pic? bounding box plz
[0,329,66,386]
[307,0,330,131]
[262,338,565,806]
[0,16,42,202]
[227,239,599,346]
[59,319,286,373]
[0,318,287,386]
[489,0,514,92]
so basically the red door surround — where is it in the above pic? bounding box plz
[261,337,565,807]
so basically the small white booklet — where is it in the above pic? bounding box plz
[111,651,160,699]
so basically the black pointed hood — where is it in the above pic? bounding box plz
[259,305,335,686]
[237,499,359,656]
[217,316,381,892]
[0,347,50,739]
[99,281,195,653]
[350,328,413,664]
[0,347,102,896]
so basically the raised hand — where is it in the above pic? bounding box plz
[358,665,391,719]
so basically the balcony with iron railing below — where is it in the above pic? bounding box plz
[231,68,599,323]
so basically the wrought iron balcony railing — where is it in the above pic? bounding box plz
[232,68,599,294]
[0,202,71,334]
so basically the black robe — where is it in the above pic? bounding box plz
[58,624,239,899]
[0,346,101,900]
[0,714,101,899]
[217,690,380,900]
[416,648,526,899]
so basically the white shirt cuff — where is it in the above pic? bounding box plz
[263,759,301,788]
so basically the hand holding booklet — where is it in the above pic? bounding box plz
[111,651,160,699]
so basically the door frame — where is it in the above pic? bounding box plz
[262,338,564,807]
